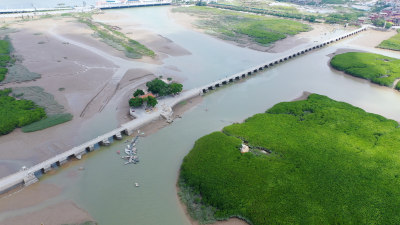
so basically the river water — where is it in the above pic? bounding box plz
[2,5,400,225]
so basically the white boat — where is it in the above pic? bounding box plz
[135,182,139,187]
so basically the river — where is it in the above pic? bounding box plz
[2,5,400,225]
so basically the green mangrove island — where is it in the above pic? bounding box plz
[180,94,400,225]
[172,6,310,47]
[330,52,400,89]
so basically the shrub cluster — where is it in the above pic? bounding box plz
[0,88,45,135]
[180,94,400,224]
[146,78,183,96]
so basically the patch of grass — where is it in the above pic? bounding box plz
[180,94,400,224]
[0,36,12,82]
[77,18,155,59]
[378,29,400,51]
[330,52,400,87]
[11,86,66,115]
[58,87,65,91]
[21,113,73,132]
[172,6,310,46]
[0,88,45,135]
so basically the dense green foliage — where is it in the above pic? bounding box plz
[0,88,45,135]
[172,6,310,46]
[146,78,184,96]
[180,94,400,224]
[378,29,400,51]
[0,37,12,81]
[330,52,400,87]
[78,18,155,59]
[21,113,73,132]
[170,83,183,94]
[133,89,145,97]
[325,12,363,24]
[145,95,158,108]
[129,97,144,108]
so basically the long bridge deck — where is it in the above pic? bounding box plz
[0,26,367,194]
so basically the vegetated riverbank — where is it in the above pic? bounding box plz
[170,6,355,53]
[330,51,400,89]
[74,13,156,59]
[179,93,400,224]
[378,29,400,51]
[171,6,311,50]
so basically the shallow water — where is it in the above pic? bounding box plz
[2,6,400,225]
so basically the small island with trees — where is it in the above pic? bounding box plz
[129,77,183,109]
[330,51,400,90]
[179,94,400,224]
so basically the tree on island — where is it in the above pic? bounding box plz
[129,97,144,108]
[146,78,183,96]
[170,83,183,95]
[146,78,170,96]
[146,96,158,108]
[133,89,145,97]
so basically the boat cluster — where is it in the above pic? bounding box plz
[122,136,140,165]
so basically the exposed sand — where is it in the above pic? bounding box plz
[347,29,397,50]
[93,11,191,61]
[0,183,93,225]
[0,202,93,225]
[0,14,191,178]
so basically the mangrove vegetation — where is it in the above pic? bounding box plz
[172,6,310,46]
[0,88,45,135]
[180,94,400,224]
[330,52,400,88]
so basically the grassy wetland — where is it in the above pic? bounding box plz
[330,52,400,89]
[378,29,400,51]
[76,14,155,59]
[172,6,310,46]
[180,94,400,225]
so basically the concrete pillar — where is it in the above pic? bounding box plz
[57,157,68,166]
[42,165,51,173]
[100,138,110,146]
[87,145,95,152]
[24,172,38,186]
[115,132,123,140]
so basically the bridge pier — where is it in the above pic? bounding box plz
[23,172,38,186]
[74,149,86,160]
[100,138,110,146]
[86,145,95,152]
[57,157,68,166]
[41,165,52,173]
[114,132,123,140]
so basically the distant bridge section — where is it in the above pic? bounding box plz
[199,26,367,94]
